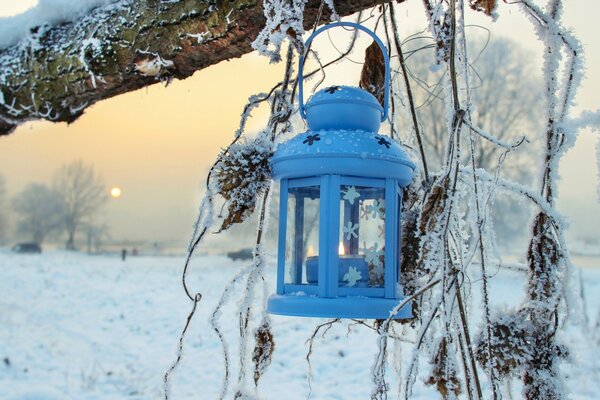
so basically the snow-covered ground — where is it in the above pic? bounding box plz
[1,250,599,399]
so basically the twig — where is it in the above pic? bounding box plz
[305,319,340,398]
[388,3,430,182]
[163,293,202,400]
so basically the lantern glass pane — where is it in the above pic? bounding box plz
[285,186,320,286]
[339,185,385,288]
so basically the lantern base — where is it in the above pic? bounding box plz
[266,294,412,319]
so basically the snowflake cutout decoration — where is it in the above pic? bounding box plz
[375,136,391,149]
[362,243,384,267]
[303,133,320,146]
[360,205,370,221]
[377,224,385,238]
[372,262,385,279]
[325,86,341,94]
[342,186,360,205]
[343,266,362,287]
[343,221,359,240]
[366,200,385,219]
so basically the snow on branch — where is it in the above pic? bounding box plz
[460,167,565,226]
[252,0,307,62]
[0,0,116,50]
[0,0,386,135]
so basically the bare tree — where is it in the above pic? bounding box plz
[82,222,110,254]
[399,37,543,246]
[12,183,64,245]
[53,160,107,250]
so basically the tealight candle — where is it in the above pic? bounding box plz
[305,243,368,286]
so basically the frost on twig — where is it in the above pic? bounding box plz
[163,0,590,398]
[252,0,307,62]
[305,319,340,396]
[214,135,274,231]
[425,337,462,398]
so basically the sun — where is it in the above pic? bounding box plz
[110,187,122,198]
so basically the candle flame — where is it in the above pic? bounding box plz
[307,245,315,257]
[338,242,345,256]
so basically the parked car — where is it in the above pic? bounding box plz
[227,248,253,261]
[12,243,42,253]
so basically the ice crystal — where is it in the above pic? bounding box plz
[251,0,306,62]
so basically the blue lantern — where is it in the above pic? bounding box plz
[267,22,415,319]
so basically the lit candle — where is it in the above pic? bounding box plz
[304,242,368,287]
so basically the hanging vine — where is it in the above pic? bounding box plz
[163,0,594,398]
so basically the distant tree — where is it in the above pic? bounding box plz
[53,160,107,250]
[82,222,110,254]
[401,37,543,246]
[403,37,543,175]
[0,175,8,244]
[12,183,64,245]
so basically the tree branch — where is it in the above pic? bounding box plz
[0,0,389,136]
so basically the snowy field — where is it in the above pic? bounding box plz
[1,250,600,399]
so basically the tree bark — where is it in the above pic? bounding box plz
[0,0,389,136]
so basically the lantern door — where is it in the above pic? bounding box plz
[278,176,402,298]
[337,178,386,296]
[277,177,320,295]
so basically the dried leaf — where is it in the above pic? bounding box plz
[469,0,497,16]
[252,318,275,386]
[526,212,561,306]
[425,337,462,398]
[359,41,386,105]
[419,176,449,234]
[475,310,532,378]
[521,212,567,398]
[214,136,273,231]
[400,209,421,294]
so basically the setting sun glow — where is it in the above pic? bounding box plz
[110,187,122,198]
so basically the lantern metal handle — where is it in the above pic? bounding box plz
[298,21,390,123]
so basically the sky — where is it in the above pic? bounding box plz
[0,0,598,251]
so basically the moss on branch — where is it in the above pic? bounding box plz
[0,0,386,135]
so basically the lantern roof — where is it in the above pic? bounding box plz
[306,86,382,112]
[271,128,416,185]
[304,86,383,132]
